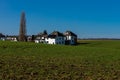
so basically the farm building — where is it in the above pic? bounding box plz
[45,31,65,45]
[5,36,18,42]
[64,31,77,45]
[35,31,77,45]
[35,30,48,43]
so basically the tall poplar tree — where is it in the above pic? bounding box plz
[19,12,27,41]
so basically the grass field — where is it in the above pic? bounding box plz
[0,40,120,80]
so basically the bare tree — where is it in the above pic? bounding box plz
[19,12,27,41]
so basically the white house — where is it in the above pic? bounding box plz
[45,31,65,45]
[64,31,77,45]
[35,31,48,43]
[6,36,18,42]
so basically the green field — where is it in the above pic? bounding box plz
[0,40,120,80]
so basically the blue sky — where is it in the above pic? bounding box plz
[0,0,120,38]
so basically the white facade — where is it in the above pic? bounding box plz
[35,35,76,45]
[45,36,65,45]
[35,40,40,43]
[36,36,47,43]
[66,35,76,45]
[34,31,77,45]
[12,38,17,42]
[0,37,6,41]
[45,38,55,44]
[6,37,18,42]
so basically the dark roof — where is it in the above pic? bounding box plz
[6,35,18,38]
[37,33,48,37]
[48,31,64,38]
[48,35,57,38]
[0,33,5,37]
[38,30,48,36]
[64,31,77,37]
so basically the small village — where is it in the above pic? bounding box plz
[0,30,77,45]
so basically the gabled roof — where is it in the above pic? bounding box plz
[0,33,5,37]
[48,31,64,38]
[64,31,77,37]
[37,33,48,38]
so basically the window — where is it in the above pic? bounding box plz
[71,36,73,39]
[59,42,61,44]
[72,40,74,42]
[59,37,61,40]
[62,37,64,40]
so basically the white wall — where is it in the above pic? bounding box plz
[66,36,76,45]
[0,37,5,41]
[35,35,77,45]
[45,36,65,45]
[45,38,56,44]
[35,40,40,43]
[6,37,18,42]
